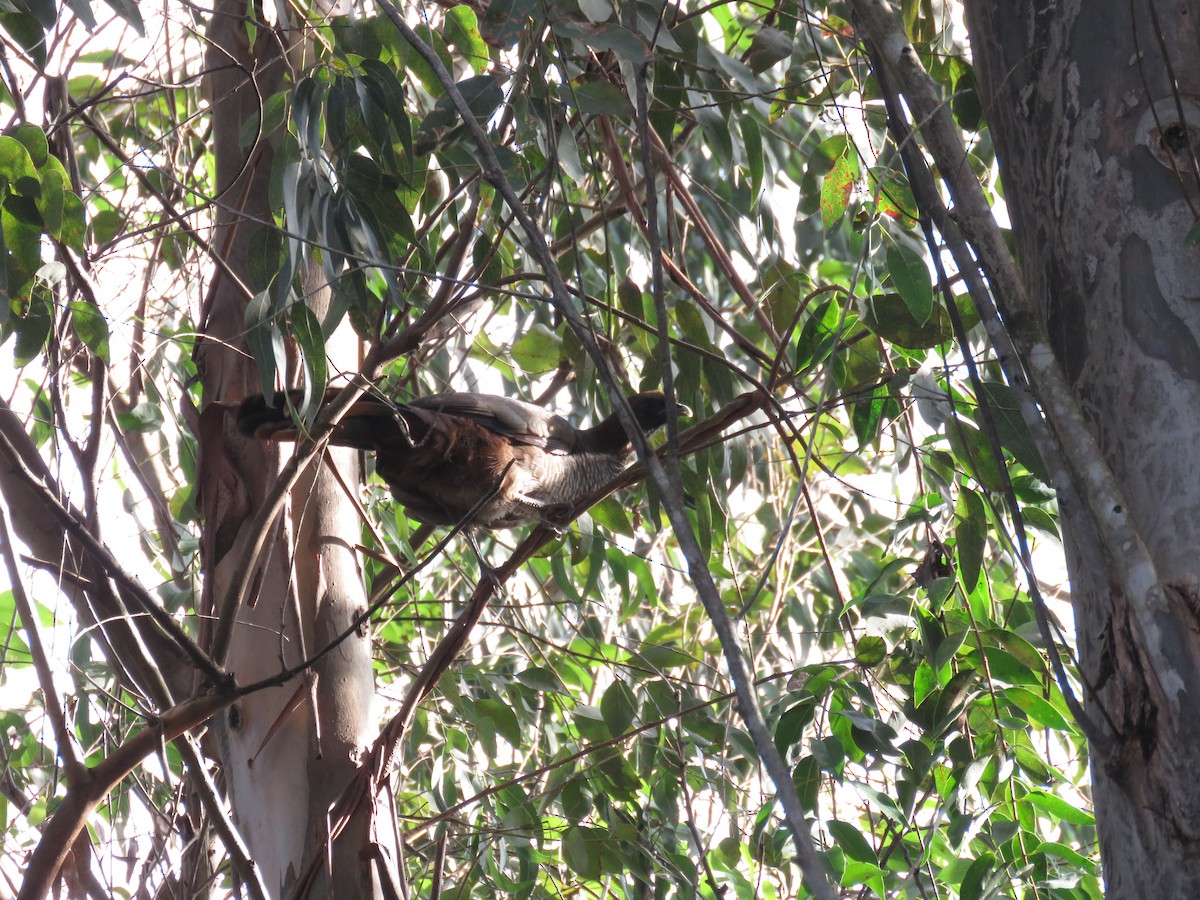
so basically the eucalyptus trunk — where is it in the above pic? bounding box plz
[199,4,389,895]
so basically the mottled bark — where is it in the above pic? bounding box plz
[965,1,1200,893]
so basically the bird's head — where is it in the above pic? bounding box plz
[626,391,692,433]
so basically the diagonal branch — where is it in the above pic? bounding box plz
[0,396,220,690]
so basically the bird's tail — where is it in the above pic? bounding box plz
[235,390,310,440]
[235,388,416,452]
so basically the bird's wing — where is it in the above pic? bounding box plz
[405,393,576,451]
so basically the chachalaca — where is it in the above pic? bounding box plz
[236,388,689,530]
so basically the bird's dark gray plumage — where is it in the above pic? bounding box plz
[236,388,688,529]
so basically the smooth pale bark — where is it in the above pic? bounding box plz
[965,2,1200,893]
[200,6,388,896]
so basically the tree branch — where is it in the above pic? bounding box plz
[16,690,235,900]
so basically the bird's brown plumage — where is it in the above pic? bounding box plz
[236,388,688,529]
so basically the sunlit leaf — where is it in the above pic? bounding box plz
[820,152,856,230]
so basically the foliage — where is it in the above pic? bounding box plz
[0,1,1098,897]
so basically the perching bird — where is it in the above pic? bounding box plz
[236,388,689,530]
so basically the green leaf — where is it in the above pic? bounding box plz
[291,302,327,414]
[591,498,633,535]
[976,381,1050,483]
[9,287,51,362]
[871,167,918,228]
[62,0,96,31]
[557,78,632,115]
[886,241,934,325]
[1003,687,1070,731]
[859,292,951,350]
[820,152,856,230]
[741,115,763,203]
[116,402,164,433]
[239,90,288,148]
[0,135,40,194]
[1021,505,1059,537]
[963,647,1041,686]
[955,487,986,593]
[774,698,816,755]
[1023,789,1094,826]
[510,323,561,373]
[960,851,997,900]
[793,298,843,370]
[443,5,490,74]
[572,706,612,742]
[476,699,521,746]
[951,64,983,132]
[479,0,534,48]
[413,74,504,154]
[515,667,564,692]
[988,628,1045,672]
[793,756,820,812]
[5,123,48,168]
[90,209,123,246]
[855,781,909,825]
[563,825,602,880]
[947,418,1006,492]
[69,298,110,363]
[0,13,47,70]
[34,164,63,237]
[600,680,637,736]
[924,576,955,611]
[854,635,887,667]
[827,820,877,864]
[99,0,144,35]
[551,19,650,65]
[245,290,286,398]
[852,382,888,448]
[59,191,85,253]
[933,629,968,674]
[745,26,792,73]
[1030,840,1096,871]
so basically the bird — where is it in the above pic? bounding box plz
[236,387,689,531]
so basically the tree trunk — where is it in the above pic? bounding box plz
[199,5,389,896]
[965,2,1200,893]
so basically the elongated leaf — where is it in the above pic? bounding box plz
[977,381,1050,483]
[444,5,489,73]
[245,290,286,398]
[955,487,986,592]
[886,241,934,325]
[291,302,327,417]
